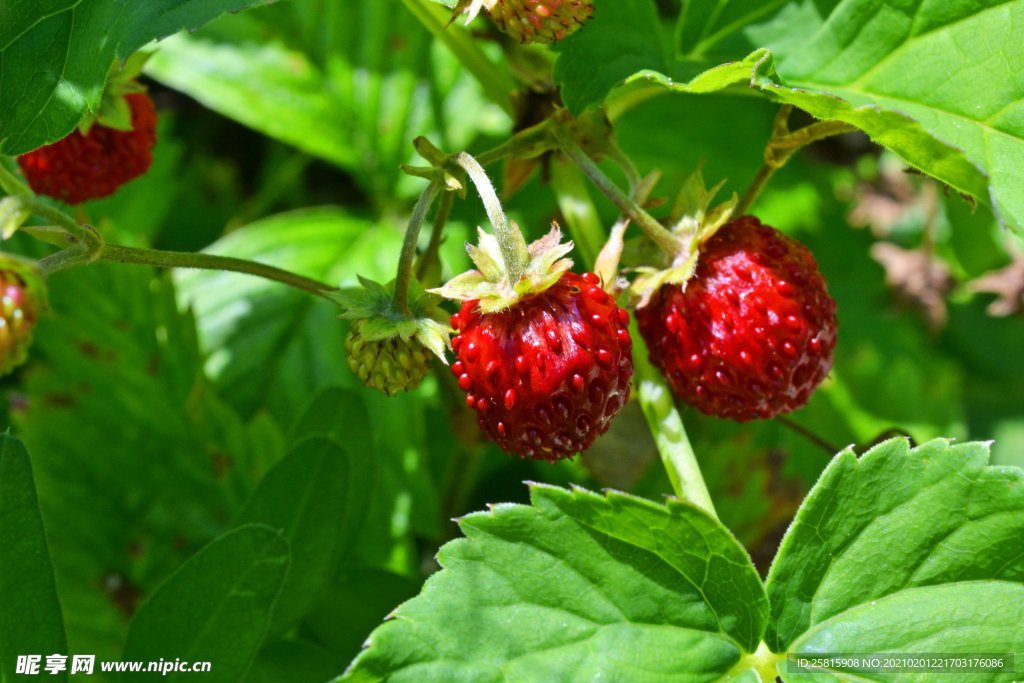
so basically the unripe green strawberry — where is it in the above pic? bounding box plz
[345,321,434,396]
[0,255,46,377]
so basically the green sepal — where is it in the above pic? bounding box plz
[330,276,451,364]
[668,165,736,249]
[432,224,574,314]
[465,231,504,282]
[629,253,699,308]
[79,53,152,134]
[0,198,32,240]
[631,167,737,309]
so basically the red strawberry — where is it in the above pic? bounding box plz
[450,271,633,461]
[636,216,836,421]
[18,92,157,205]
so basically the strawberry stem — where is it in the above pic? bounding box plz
[737,105,856,215]
[11,192,335,296]
[634,331,718,519]
[548,155,605,267]
[454,152,527,283]
[100,245,335,297]
[554,124,684,259]
[393,181,442,314]
[416,190,455,285]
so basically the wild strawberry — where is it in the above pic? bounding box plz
[333,277,450,397]
[438,226,632,461]
[636,216,836,421]
[345,322,434,397]
[455,0,594,44]
[18,92,157,205]
[0,255,46,377]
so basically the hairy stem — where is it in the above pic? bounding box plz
[7,176,338,297]
[393,181,441,313]
[474,119,557,168]
[455,152,525,282]
[634,331,718,519]
[548,155,605,268]
[417,190,454,285]
[554,125,682,258]
[17,196,92,244]
[737,106,857,215]
[101,245,335,297]
[776,415,839,455]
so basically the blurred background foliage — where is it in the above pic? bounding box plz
[1,0,1022,678]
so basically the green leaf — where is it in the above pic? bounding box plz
[247,639,345,683]
[303,567,419,665]
[673,0,847,62]
[290,387,373,456]
[0,435,67,683]
[592,1,1024,231]
[553,0,667,114]
[790,583,1023,679]
[174,208,401,420]
[234,437,355,634]
[144,3,507,205]
[608,48,993,220]
[122,525,289,681]
[343,484,767,681]
[766,438,1024,667]
[0,0,271,155]
[764,0,1024,230]
[145,34,358,169]
[13,263,258,660]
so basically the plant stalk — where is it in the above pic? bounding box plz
[554,125,683,258]
[101,245,335,297]
[417,190,454,285]
[393,181,441,313]
[737,106,856,215]
[474,119,557,167]
[454,152,525,282]
[634,329,718,519]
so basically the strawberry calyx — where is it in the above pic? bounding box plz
[431,223,574,313]
[80,53,152,135]
[629,167,738,308]
[331,276,451,366]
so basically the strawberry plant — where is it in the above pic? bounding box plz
[1,0,1023,681]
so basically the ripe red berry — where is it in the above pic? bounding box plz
[18,92,158,204]
[450,271,633,461]
[636,216,837,421]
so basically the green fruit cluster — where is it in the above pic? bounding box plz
[345,322,433,396]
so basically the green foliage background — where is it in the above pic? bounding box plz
[1,0,1023,680]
